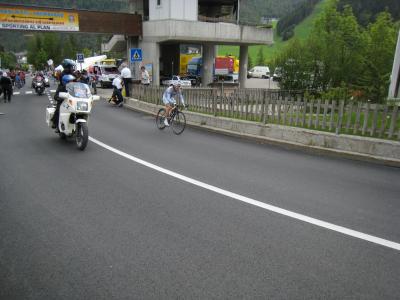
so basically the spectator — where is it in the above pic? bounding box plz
[19,71,25,85]
[141,66,150,86]
[0,71,13,103]
[121,65,132,97]
[9,70,16,86]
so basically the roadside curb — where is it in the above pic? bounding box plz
[120,97,400,168]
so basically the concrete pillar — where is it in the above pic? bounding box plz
[202,44,215,87]
[127,36,138,78]
[139,41,160,85]
[389,30,400,99]
[239,45,248,89]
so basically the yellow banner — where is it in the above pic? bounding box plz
[0,6,79,31]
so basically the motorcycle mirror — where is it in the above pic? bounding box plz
[92,95,100,101]
[59,92,69,99]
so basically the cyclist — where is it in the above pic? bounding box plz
[162,83,186,126]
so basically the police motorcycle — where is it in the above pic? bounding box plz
[32,75,46,95]
[46,79,99,150]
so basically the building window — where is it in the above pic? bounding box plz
[157,0,161,6]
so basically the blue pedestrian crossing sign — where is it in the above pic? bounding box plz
[130,48,142,62]
[76,53,85,63]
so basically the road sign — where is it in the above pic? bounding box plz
[130,48,142,62]
[76,53,85,63]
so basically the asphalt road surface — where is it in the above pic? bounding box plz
[1,78,400,299]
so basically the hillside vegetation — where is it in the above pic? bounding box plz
[240,0,306,22]
[219,0,330,63]
[338,0,400,26]
[275,1,398,102]
[277,0,321,40]
[220,0,399,65]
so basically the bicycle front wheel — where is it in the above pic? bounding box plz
[171,111,186,135]
[156,108,167,130]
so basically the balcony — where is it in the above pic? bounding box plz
[142,19,273,45]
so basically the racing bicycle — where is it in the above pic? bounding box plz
[156,104,187,135]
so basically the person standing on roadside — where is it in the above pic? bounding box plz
[0,71,13,103]
[120,65,132,97]
[19,71,25,85]
[9,69,16,87]
[141,66,150,86]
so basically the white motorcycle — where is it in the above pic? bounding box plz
[46,82,100,150]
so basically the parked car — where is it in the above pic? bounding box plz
[272,67,282,81]
[181,75,201,86]
[247,66,270,79]
[161,75,192,87]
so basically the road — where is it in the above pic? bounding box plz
[246,77,279,89]
[1,77,400,299]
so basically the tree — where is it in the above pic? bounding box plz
[36,48,48,70]
[69,35,78,57]
[360,12,398,101]
[308,2,365,88]
[43,33,61,65]
[82,48,92,58]
[62,37,75,60]
[0,51,17,69]
[27,36,39,66]
[274,38,313,90]
[256,47,265,66]
[248,54,254,69]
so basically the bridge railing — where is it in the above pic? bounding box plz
[131,85,400,140]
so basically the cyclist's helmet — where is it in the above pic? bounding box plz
[61,59,76,73]
[173,82,181,88]
[62,74,76,86]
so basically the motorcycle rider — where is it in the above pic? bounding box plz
[32,71,45,88]
[52,59,76,132]
[80,69,90,84]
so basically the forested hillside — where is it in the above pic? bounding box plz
[338,0,400,25]
[240,0,305,22]
[276,0,321,40]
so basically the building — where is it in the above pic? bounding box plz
[103,0,273,87]
[389,30,400,99]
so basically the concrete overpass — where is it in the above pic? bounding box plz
[106,0,274,87]
[0,3,142,35]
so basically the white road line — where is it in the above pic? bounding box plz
[89,137,400,252]
[13,92,20,95]
[25,91,33,94]
[50,90,56,93]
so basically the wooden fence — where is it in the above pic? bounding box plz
[131,85,400,140]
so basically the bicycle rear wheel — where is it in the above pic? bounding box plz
[156,108,167,130]
[171,111,186,135]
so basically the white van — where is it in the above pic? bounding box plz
[92,64,120,88]
[247,66,270,79]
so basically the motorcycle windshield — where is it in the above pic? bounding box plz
[66,82,91,99]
